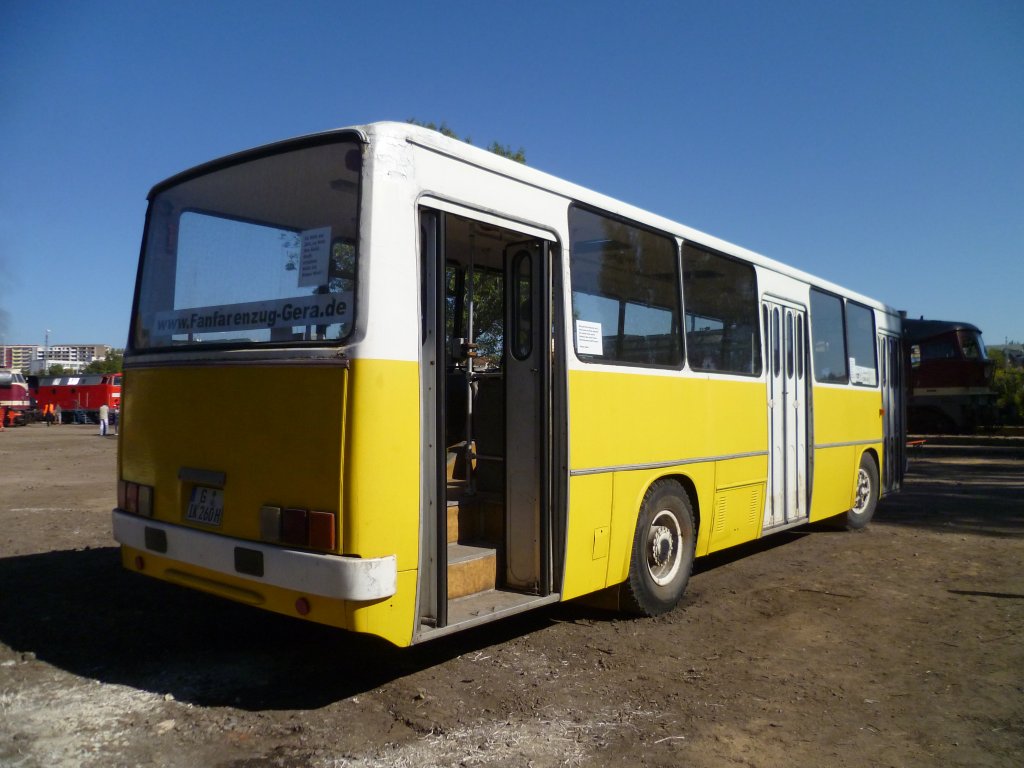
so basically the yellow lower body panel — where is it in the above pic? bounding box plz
[810,386,884,522]
[809,444,882,522]
[563,460,734,601]
[563,370,769,597]
[562,474,613,601]
[121,546,418,647]
[810,446,856,521]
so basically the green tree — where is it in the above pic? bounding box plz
[84,349,124,374]
[407,119,526,164]
[989,348,1024,424]
[47,363,68,376]
[486,141,526,164]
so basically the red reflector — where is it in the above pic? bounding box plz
[308,510,336,551]
[295,597,311,616]
[281,508,308,545]
[117,480,127,509]
[134,555,145,570]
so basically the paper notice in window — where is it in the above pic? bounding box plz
[298,227,331,287]
[850,357,877,385]
[576,320,604,356]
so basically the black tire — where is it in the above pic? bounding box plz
[845,453,879,530]
[622,479,696,616]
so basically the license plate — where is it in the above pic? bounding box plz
[186,487,223,526]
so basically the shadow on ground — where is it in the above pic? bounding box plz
[0,533,816,713]
[0,546,552,711]
[874,449,1024,537]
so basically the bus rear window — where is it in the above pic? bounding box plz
[132,139,361,351]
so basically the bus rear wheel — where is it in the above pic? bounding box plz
[845,453,879,530]
[623,479,695,616]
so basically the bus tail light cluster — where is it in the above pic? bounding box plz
[118,479,153,517]
[260,505,336,552]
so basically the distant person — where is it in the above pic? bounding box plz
[44,403,53,426]
[111,404,119,435]
[98,403,109,437]
[54,404,62,425]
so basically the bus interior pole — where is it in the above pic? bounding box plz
[465,235,476,495]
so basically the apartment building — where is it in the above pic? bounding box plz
[1,343,111,374]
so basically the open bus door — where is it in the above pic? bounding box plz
[879,332,905,493]
[418,205,562,638]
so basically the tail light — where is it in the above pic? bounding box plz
[307,510,336,550]
[260,505,336,552]
[118,479,153,517]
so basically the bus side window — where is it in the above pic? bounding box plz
[845,301,878,387]
[682,242,761,376]
[569,205,682,368]
[797,314,804,379]
[786,312,794,378]
[511,248,533,360]
[772,308,781,375]
[762,305,770,371]
[809,288,848,384]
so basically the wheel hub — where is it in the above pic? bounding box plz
[650,526,674,566]
[854,468,870,512]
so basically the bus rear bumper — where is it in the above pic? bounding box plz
[112,509,397,601]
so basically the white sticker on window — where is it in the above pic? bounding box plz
[849,357,877,385]
[576,320,604,356]
[298,227,331,287]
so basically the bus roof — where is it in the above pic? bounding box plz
[372,122,901,318]
[150,120,903,320]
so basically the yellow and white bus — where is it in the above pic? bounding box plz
[113,122,905,646]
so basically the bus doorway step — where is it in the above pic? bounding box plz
[447,542,497,599]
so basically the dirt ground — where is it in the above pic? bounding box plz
[1,424,1022,768]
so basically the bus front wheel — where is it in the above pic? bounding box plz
[623,479,696,616]
[845,454,879,530]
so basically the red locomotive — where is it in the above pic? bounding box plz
[28,373,122,424]
[905,318,995,433]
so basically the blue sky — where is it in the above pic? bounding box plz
[2,0,1022,350]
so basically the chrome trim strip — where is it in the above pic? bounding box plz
[569,450,768,477]
[113,510,396,601]
[814,439,881,450]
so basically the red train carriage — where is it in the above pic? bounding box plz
[904,319,995,433]
[29,373,122,424]
[0,369,32,426]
